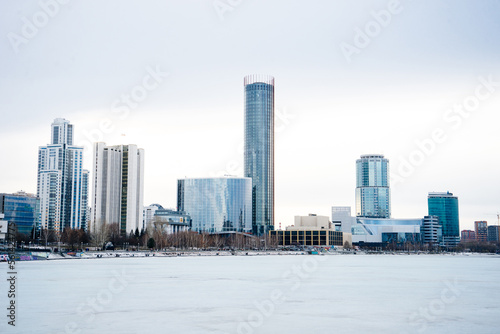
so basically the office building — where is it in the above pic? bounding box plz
[177,177,252,233]
[428,192,460,247]
[421,215,441,245]
[244,74,275,235]
[91,143,144,235]
[487,225,500,242]
[0,191,39,235]
[355,154,390,218]
[332,206,357,233]
[461,230,476,242]
[270,214,350,247]
[37,118,89,232]
[474,221,488,242]
[153,208,191,234]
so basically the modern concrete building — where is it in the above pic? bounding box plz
[461,230,476,242]
[143,204,162,231]
[487,225,500,242]
[270,214,351,247]
[474,221,488,242]
[355,154,390,218]
[0,191,39,235]
[177,177,252,233]
[421,215,442,245]
[354,218,421,246]
[244,74,274,235]
[153,208,191,234]
[332,206,357,233]
[37,118,89,232]
[428,192,460,247]
[333,207,424,246]
[91,143,144,235]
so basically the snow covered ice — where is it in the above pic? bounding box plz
[2,254,500,333]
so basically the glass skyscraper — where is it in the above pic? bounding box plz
[355,154,390,218]
[244,74,274,235]
[428,192,459,247]
[177,177,252,233]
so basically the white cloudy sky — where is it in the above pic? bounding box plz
[1,0,499,230]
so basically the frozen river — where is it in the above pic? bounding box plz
[1,254,500,334]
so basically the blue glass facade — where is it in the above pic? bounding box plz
[428,192,459,247]
[244,75,274,235]
[177,177,252,233]
[0,193,39,235]
[355,155,390,218]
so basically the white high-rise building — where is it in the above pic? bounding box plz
[37,118,89,232]
[91,143,144,235]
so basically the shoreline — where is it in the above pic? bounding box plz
[2,249,500,262]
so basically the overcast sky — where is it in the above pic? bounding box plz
[1,0,499,230]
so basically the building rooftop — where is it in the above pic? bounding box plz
[359,154,385,159]
[428,191,455,198]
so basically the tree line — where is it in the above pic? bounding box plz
[14,220,280,251]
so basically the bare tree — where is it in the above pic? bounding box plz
[91,221,109,250]
[108,223,122,248]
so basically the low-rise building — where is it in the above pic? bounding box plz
[461,230,476,242]
[270,214,351,247]
[0,214,7,240]
[332,206,356,233]
[153,208,191,234]
[354,218,422,246]
[0,191,39,235]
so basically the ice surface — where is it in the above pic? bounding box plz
[1,254,499,334]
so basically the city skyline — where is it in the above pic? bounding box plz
[1,1,499,231]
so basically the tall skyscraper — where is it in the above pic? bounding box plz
[37,118,89,232]
[91,143,144,235]
[428,192,460,247]
[355,154,390,218]
[474,221,488,242]
[244,74,274,235]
